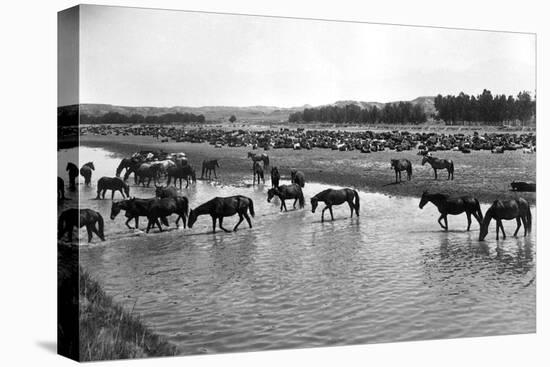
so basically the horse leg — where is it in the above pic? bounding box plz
[85,225,93,242]
[135,217,139,229]
[219,217,230,233]
[329,206,334,221]
[214,168,217,179]
[437,215,447,230]
[434,169,438,180]
[521,216,528,236]
[234,213,244,231]
[321,206,328,222]
[146,219,152,233]
[111,190,115,200]
[243,212,252,228]
[395,170,398,184]
[348,200,354,217]
[498,219,506,239]
[443,215,448,230]
[466,212,472,231]
[90,223,104,241]
[293,198,298,209]
[513,218,522,237]
[155,218,163,232]
[125,217,134,229]
[212,216,217,233]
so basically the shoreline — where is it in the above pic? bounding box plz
[78,134,536,205]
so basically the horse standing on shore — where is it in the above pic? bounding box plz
[479,198,532,241]
[201,159,220,180]
[166,165,196,189]
[271,167,280,188]
[418,191,483,231]
[421,155,454,180]
[110,198,168,229]
[310,188,360,222]
[96,177,130,199]
[290,169,306,188]
[58,208,105,243]
[248,152,269,169]
[390,159,412,183]
[66,162,78,190]
[267,184,305,212]
[188,195,255,233]
[252,161,265,185]
[57,177,65,200]
[80,162,95,186]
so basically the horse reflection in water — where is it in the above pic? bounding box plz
[419,191,483,231]
[310,188,360,222]
[58,208,105,243]
[188,195,255,233]
[479,198,532,241]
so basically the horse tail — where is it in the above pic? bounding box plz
[298,188,305,209]
[353,190,360,215]
[248,198,255,217]
[96,213,105,239]
[475,198,483,223]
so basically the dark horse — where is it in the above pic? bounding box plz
[155,185,178,198]
[111,198,168,229]
[166,165,196,189]
[271,167,280,188]
[267,184,305,212]
[58,208,105,243]
[479,198,532,241]
[134,163,162,187]
[57,177,65,200]
[253,161,265,185]
[121,160,144,184]
[390,159,412,183]
[66,162,78,190]
[419,191,483,231]
[188,195,255,233]
[247,152,269,168]
[311,188,360,222]
[421,155,454,180]
[96,177,130,199]
[290,169,306,188]
[201,159,220,180]
[144,196,189,233]
[80,162,95,186]
[116,157,143,178]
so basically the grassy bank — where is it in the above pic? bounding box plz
[80,134,536,204]
[79,268,178,361]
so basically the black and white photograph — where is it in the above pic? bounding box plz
[55,3,538,363]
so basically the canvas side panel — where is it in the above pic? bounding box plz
[57,5,80,362]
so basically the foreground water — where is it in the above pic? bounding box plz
[59,147,536,355]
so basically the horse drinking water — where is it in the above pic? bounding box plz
[96,177,130,199]
[310,188,360,222]
[390,159,412,183]
[188,195,255,233]
[421,155,454,180]
[418,191,483,231]
[267,184,304,211]
[479,198,532,241]
[58,208,105,243]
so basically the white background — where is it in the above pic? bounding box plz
[0,0,547,366]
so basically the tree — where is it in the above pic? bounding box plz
[229,115,237,123]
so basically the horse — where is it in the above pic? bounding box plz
[166,165,196,189]
[390,159,412,183]
[479,198,532,241]
[115,157,143,177]
[290,169,306,188]
[66,162,78,190]
[419,191,483,231]
[253,161,265,185]
[188,195,255,233]
[57,177,65,200]
[110,198,168,229]
[201,159,220,180]
[155,185,178,198]
[267,184,305,212]
[271,167,280,188]
[248,152,269,168]
[96,177,130,200]
[310,188,360,222]
[122,160,145,184]
[134,163,162,187]
[80,162,95,186]
[58,208,105,243]
[144,196,189,233]
[150,159,176,177]
[421,156,454,180]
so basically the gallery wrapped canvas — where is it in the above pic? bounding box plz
[58,4,536,362]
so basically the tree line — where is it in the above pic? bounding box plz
[434,90,535,125]
[79,111,206,125]
[288,102,427,124]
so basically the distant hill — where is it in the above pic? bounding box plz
[62,97,436,123]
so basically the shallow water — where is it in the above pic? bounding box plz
[59,146,536,355]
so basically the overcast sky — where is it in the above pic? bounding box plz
[66,5,535,107]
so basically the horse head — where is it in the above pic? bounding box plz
[421,156,428,165]
[110,201,122,220]
[267,188,277,202]
[419,191,429,209]
[187,209,197,228]
[87,162,95,170]
[311,198,319,213]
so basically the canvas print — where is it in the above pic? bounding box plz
[57,5,536,362]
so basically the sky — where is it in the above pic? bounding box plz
[61,5,536,107]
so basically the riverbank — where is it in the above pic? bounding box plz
[79,267,178,361]
[80,134,536,204]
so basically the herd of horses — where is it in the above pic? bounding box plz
[58,149,533,244]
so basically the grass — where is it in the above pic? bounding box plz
[79,268,179,361]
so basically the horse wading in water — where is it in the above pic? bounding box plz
[188,195,255,233]
[111,198,168,230]
[421,155,454,180]
[66,162,78,190]
[311,188,360,222]
[390,159,412,183]
[253,161,265,185]
[80,162,95,186]
[166,165,196,189]
[271,167,280,188]
[290,169,306,188]
[479,198,532,241]
[267,184,305,211]
[419,191,483,231]
[96,177,130,199]
[201,159,220,180]
[58,208,105,243]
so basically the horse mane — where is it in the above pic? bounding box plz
[313,189,332,199]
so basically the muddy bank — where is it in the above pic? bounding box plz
[80,134,536,204]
